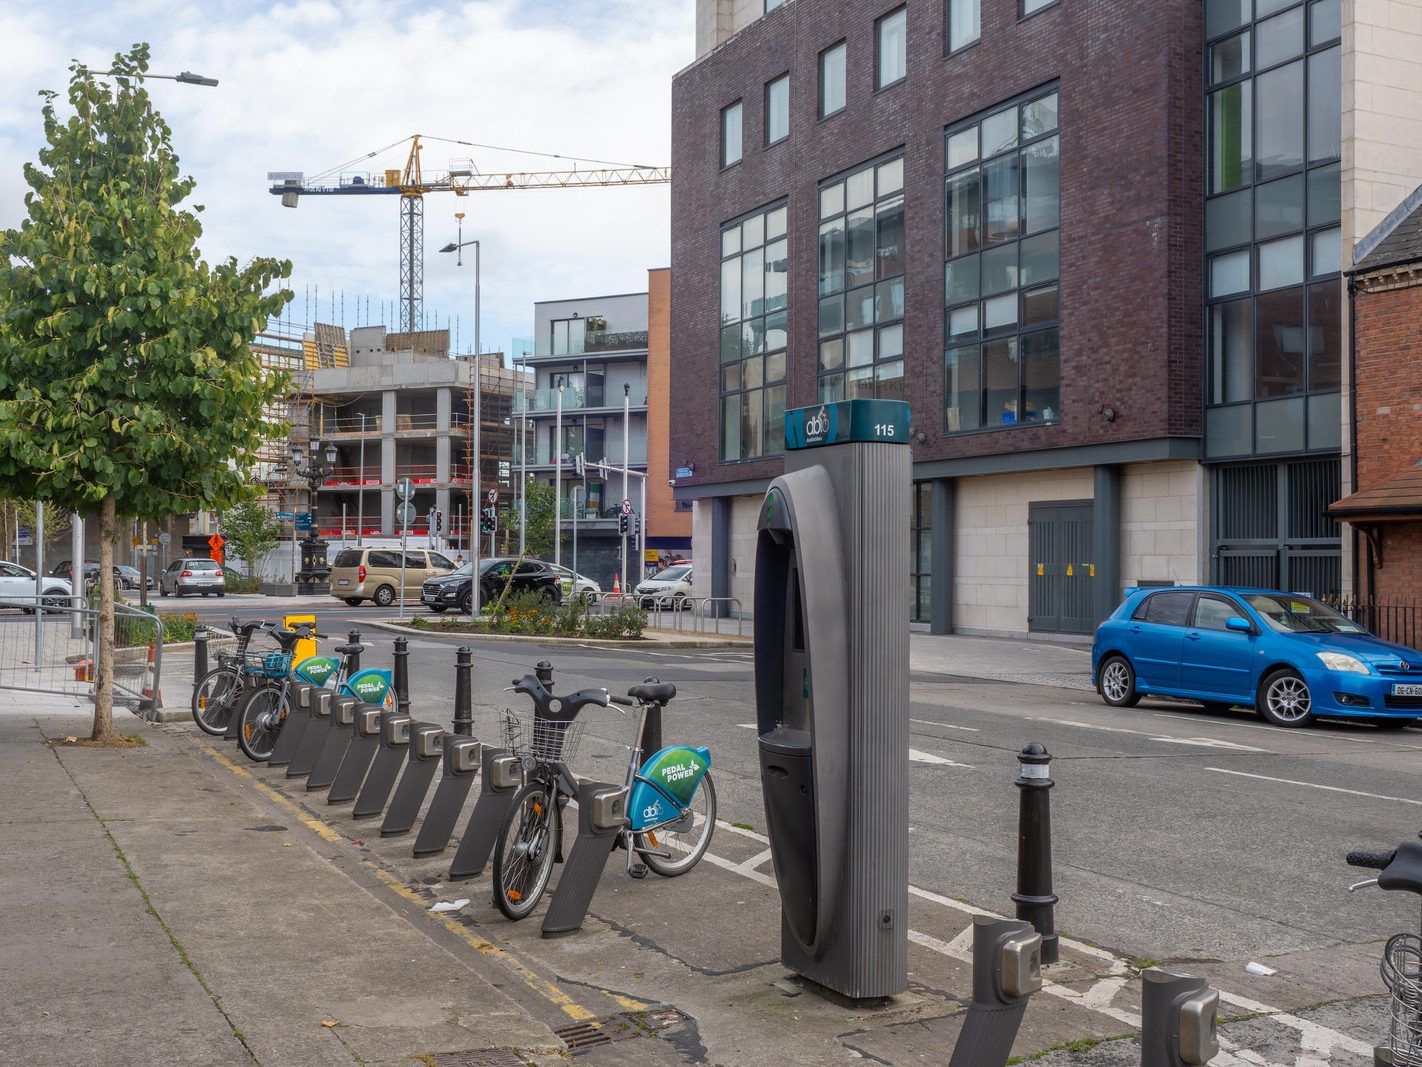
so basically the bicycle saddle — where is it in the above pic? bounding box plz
[510,673,609,722]
[334,642,364,656]
[1380,841,1422,895]
[628,677,676,705]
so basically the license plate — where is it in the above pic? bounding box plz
[1392,683,1422,697]
[337,579,349,586]
[422,593,435,602]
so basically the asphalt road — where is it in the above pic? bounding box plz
[37,595,1422,968]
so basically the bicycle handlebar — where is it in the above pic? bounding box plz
[609,694,635,708]
[1346,850,1396,870]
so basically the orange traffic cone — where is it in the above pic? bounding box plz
[612,573,621,595]
[140,644,163,710]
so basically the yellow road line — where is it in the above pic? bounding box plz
[195,739,597,1023]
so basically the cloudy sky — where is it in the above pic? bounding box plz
[0,0,691,359]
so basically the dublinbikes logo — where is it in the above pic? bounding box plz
[803,405,832,444]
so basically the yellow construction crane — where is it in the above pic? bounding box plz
[269,134,670,333]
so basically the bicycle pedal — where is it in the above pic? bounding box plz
[628,862,648,880]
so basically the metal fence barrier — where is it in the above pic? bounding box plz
[0,595,164,712]
[1325,594,1422,652]
[584,594,746,637]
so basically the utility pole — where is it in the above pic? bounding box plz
[621,383,630,596]
[554,378,565,569]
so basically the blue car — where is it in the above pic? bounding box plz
[1091,587,1421,729]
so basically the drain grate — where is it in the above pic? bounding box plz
[553,1008,690,1057]
[429,1049,528,1067]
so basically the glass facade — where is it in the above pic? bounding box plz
[817,155,906,402]
[943,86,1061,433]
[719,202,789,461]
[1205,0,1341,459]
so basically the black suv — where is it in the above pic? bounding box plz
[421,558,562,615]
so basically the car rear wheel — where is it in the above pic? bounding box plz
[372,585,395,608]
[1097,655,1140,708]
[1257,668,1314,727]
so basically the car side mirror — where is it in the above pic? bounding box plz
[1225,617,1252,633]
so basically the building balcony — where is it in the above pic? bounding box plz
[316,464,482,489]
[313,412,475,437]
[514,388,649,415]
[531,329,649,359]
[513,444,648,468]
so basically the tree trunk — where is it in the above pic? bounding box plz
[92,495,116,742]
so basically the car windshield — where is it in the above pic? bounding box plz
[651,566,690,581]
[449,563,476,577]
[1243,593,1367,635]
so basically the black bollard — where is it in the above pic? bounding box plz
[393,636,410,716]
[193,626,208,684]
[1140,968,1219,1067]
[1012,742,1058,965]
[347,629,362,674]
[453,646,473,736]
[535,659,554,687]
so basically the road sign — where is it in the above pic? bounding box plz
[275,511,295,521]
[675,466,694,480]
[396,502,416,526]
[396,478,414,502]
[620,498,633,516]
[208,533,225,551]
[158,532,171,546]
[15,529,32,547]
[294,513,313,533]
[486,487,498,505]
[131,535,140,547]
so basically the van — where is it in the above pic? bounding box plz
[329,547,458,607]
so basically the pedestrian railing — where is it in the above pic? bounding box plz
[585,593,745,637]
[1325,594,1422,652]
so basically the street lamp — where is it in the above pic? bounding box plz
[78,67,219,86]
[440,214,484,610]
[291,437,338,589]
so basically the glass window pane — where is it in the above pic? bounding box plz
[946,127,978,170]
[1206,0,1250,38]
[1310,0,1340,45]
[743,387,764,458]
[945,171,982,256]
[983,338,1020,425]
[983,292,1018,335]
[1307,390,1340,450]
[1023,136,1060,234]
[765,309,788,351]
[743,354,764,390]
[1206,188,1253,251]
[1256,285,1306,397]
[1022,328,1059,422]
[1310,226,1340,277]
[820,181,844,219]
[846,207,876,287]
[818,218,845,295]
[1210,81,1253,193]
[879,322,904,361]
[722,102,742,167]
[1308,46,1341,164]
[720,257,740,324]
[877,157,904,196]
[846,167,874,210]
[742,213,764,249]
[721,227,741,257]
[721,395,741,459]
[1211,297,1253,404]
[1022,93,1059,138]
[819,374,844,402]
[983,155,1020,244]
[877,7,907,88]
[981,107,1018,157]
[720,324,742,364]
[741,247,763,319]
[1308,282,1341,390]
[949,0,981,51]
[1211,249,1251,297]
[1255,174,1304,239]
[875,360,904,401]
[846,285,875,330]
[766,385,787,456]
[767,204,787,239]
[877,194,905,278]
[876,277,905,322]
[1210,31,1250,84]
[847,365,876,400]
[721,363,739,393]
[766,75,789,144]
[1257,0,1298,16]
[766,350,787,383]
[982,243,1018,295]
[821,42,847,117]
[1205,405,1253,458]
[1022,284,1059,327]
[948,304,979,341]
[945,344,982,432]
[1256,7,1304,68]
[1023,0,1054,15]
[818,295,843,337]
[1307,162,1340,226]
[819,337,844,372]
[743,317,765,356]
[1258,234,1304,290]
[765,238,788,310]
[1255,396,1306,453]
[847,328,874,367]
[945,255,980,305]
[1256,60,1304,180]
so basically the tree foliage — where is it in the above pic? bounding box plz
[0,45,293,739]
[520,480,558,560]
[220,498,284,579]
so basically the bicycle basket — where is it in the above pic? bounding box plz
[240,650,292,678]
[502,709,585,763]
[1384,932,1422,1067]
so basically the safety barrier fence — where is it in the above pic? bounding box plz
[1325,594,1422,652]
[586,594,745,637]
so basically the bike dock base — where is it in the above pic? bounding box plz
[327,703,382,804]
[352,711,412,819]
[306,696,359,792]
[286,690,333,779]
[267,683,313,769]
[541,782,626,938]
[380,724,445,837]
[412,737,483,856]
[448,747,522,880]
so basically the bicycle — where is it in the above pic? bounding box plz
[191,619,276,735]
[492,673,715,921]
[232,622,327,761]
[1345,837,1422,1066]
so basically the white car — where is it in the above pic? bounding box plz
[0,560,73,612]
[549,564,601,602]
[634,564,693,609]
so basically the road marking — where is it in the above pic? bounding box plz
[1151,736,1263,752]
[736,723,756,730]
[1154,711,1386,745]
[909,749,974,768]
[909,718,980,732]
[736,848,774,874]
[1041,718,1146,735]
[1205,767,1422,806]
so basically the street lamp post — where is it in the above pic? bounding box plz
[291,437,338,590]
[439,218,482,606]
[622,382,631,596]
[357,412,367,545]
[554,378,565,569]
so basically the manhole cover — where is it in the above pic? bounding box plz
[429,1049,527,1067]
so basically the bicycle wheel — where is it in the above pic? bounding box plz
[639,770,717,878]
[191,667,242,736]
[492,782,560,920]
[236,684,286,762]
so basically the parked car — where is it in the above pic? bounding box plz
[0,561,72,612]
[634,564,694,609]
[421,558,561,615]
[548,564,601,602]
[1092,586,1422,729]
[115,565,154,591]
[158,558,226,598]
[329,547,458,607]
[52,560,131,589]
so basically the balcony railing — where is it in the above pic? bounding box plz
[537,329,649,358]
[317,464,480,488]
[514,388,649,414]
[319,414,382,435]
[513,443,648,467]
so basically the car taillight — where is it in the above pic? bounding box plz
[180,570,193,577]
[358,565,366,583]
[213,570,223,578]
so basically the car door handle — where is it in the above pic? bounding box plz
[1128,624,1142,633]
[1185,632,1201,641]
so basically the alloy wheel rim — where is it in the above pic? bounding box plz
[1102,662,1129,702]
[1267,677,1311,721]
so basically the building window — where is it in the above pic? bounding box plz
[719,203,789,461]
[721,101,743,168]
[943,87,1060,433]
[817,155,905,402]
[1205,0,1341,460]
[948,0,980,52]
[1022,0,1056,15]
[765,0,784,10]
[876,7,907,89]
[765,74,790,146]
[820,41,847,118]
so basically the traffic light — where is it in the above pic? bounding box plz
[633,514,642,537]
[434,508,444,534]
[480,506,497,535]
[619,513,629,536]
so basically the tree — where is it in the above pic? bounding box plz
[220,499,284,581]
[520,480,558,559]
[0,45,292,741]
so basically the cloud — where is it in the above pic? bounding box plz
[0,0,692,355]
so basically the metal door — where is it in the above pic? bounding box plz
[1028,500,1095,634]
[1211,460,1340,594]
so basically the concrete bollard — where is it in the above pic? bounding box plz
[393,636,410,716]
[1012,741,1058,964]
[453,646,473,736]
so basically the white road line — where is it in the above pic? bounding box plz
[1155,711,1384,745]
[1041,718,1148,735]
[736,723,757,730]
[1205,767,1422,806]
[909,718,980,732]
[909,749,974,768]
[1151,736,1264,752]
[736,848,774,874]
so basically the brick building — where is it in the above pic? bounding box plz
[1331,186,1422,626]
[669,0,1422,636]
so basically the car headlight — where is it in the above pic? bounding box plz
[1316,651,1369,675]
